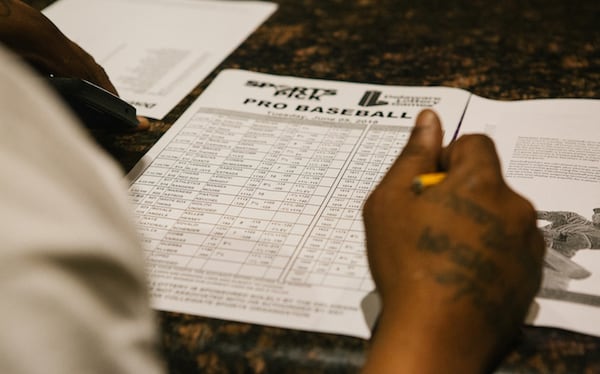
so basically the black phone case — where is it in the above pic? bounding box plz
[47,78,138,129]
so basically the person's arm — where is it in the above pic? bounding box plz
[362,110,545,373]
[0,0,117,94]
[0,45,163,374]
[0,0,149,130]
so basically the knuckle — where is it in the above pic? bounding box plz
[458,133,495,150]
[363,189,381,216]
[451,134,504,191]
[508,191,537,221]
[363,186,391,218]
[519,198,538,222]
[461,168,504,193]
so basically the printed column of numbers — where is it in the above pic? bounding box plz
[131,112,363,281]
[131,114,248,267]
[193,121,362,279]
[287,125,411,291]
[185,117,323,278]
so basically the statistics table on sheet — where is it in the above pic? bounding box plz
[129,110,409,335]
[127,69,470,338]
[132,110,409,288]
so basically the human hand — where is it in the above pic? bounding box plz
[0,0,149,130]
[0,0,116,93]
[362,110,545,373]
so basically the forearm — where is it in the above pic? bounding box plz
[363,293,500,373]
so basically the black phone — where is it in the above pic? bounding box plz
[47,77,138,129]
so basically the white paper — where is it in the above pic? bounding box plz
[459,96,600,336]
[43,0,277,119]
[128,69,600,339]
[127,69,470,338]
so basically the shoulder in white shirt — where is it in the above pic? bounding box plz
[0,45,164,374]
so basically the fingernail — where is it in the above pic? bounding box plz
[136,116,151,131]
[416,109,437,128]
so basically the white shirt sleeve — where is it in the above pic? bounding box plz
[0,46,165,374]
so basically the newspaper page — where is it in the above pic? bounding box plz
[127,69,470,338]
[460,96,600,337]
[43,0,277,119]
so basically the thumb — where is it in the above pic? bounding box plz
[380,109,443,187]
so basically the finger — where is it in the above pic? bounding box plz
[135,116,150,131]
[92,64,118,96]
[441,134,502,175]
[67,40,119,96]
[380,109,443,187]
[440,134,504,191]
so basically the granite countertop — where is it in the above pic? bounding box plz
[31,0,600,372]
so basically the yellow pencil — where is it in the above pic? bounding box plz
[411,172,447,193]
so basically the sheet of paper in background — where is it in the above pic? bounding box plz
[459,96,600,337]
[43,0,277,119]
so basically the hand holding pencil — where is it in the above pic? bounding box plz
[411,171,447,193]
[362,109,545,373]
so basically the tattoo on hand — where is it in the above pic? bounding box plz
[416,187,540,330]
[417,226,516,327]
[425,191,538,270]
[418,226,500,285]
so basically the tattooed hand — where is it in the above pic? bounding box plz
[362,110,545,373]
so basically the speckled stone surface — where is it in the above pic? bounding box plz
[31,0,600,372]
